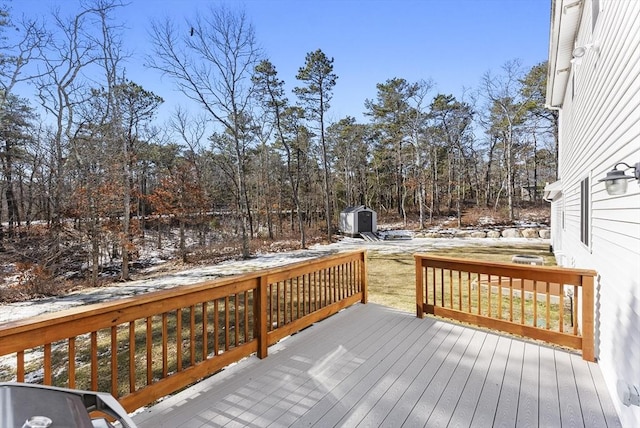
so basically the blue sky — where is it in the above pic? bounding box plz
[9,0,550,123]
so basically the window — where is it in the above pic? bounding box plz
[580,177,590,246]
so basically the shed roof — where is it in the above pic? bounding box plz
[341,205,373,214]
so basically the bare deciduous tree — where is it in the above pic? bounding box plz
[148,5,261,258]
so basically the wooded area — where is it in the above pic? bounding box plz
[0,2,556,289]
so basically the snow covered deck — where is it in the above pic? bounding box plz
[133,303,620,427]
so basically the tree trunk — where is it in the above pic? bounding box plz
[319,108,333,242]
[180,219,186,263]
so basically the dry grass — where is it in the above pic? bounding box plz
[366,243,555,313]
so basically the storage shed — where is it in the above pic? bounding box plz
[339,206,377,237]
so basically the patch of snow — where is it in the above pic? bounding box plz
[477,216,496,225]
[0,235,548,325]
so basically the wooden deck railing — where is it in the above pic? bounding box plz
[0,250,367,412]
[415,254,596,361]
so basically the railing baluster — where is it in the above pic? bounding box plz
[176,308,182,371]
[190,305,196,366]
[224,296,230,351]
[488,274,492,317]
[17,351,24,382]
[343,263,347,299]
[467,271,471,311]
[509,277,513,322]
[415,259,424,318]
[559,288,565,333]
[573,285,579,336]
[326,267,331,304]
[312,272,322,311]
[533,280,538,328]
[267,284,272,329]
[311,272,317,311]
[276,283,280,328]
[44,343,52,385]
[431,267,435,305]
[343,264,347,300]
[307,273,311,313]
[202,302,208,359]
[546,282,551,329]
[332,266,337,303]
[111,326,118,395]
[323,268,333,306]
[314,271,318,309]
[323,268,327,305]
[289,278,294,323]
[129,321,136,393]
[243,291,249,343]
[498,276,503,320]
[146,317,152,385]
[297,276,301,319]
[68,338,76,389]
[439,268,444,307]
[234,297,239,349]
[335,265,340,301]
[476,272,481,315]
[91,331,98,390]
[449,269,453,308]
[457,271,462,310]
[161,313,168,378]
[337,265,341,301]
[214,300,219,355]
[283,280,288,325]
[520,277,525,325]
[322,269,327,307]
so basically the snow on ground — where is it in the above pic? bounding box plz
[0,234,548,324]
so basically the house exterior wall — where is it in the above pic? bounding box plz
[549,197,563,261]
[548,1,640,425]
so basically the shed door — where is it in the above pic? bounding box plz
[357,211,372,233]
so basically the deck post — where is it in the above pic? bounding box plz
[415,255,424,319]
[360,251,368,304]
[257,275,269,359]
[581,274,595,362]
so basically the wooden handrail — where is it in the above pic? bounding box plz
[415,254,596,361]
[0,250,367,412]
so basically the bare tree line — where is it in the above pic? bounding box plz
[0,2,556,286]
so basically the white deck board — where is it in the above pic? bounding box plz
[570,353,608,428]
[493,338,524,427]
[516,342,539,427]
[133,303,621,428]
[447,331,498,428]
[538,344,561,427]
[556,349,585,427]
[469,335,511,428]
[424,328,486,427]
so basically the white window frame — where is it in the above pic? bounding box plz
[580,175,591,249]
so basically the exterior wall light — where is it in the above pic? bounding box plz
[572,44,592,59]
[598,162,640,195]
[570,43,597,65]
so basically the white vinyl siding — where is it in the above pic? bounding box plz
[552,0,640,426]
